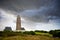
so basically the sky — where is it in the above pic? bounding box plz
[0,0,60,31]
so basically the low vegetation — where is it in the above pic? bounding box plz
[49,29,60,37]
[0,29,60,40]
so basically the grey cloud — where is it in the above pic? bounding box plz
[0,0,59,11]
[0,0,60,23]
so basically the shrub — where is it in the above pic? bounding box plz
[49,30,60,38]
[35,30,48,33]
[23,31,35,35]
[23,31,30,34]
[29,31,35,35]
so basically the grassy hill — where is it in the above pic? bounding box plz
[0,30,60,40]
[0,35,60,40]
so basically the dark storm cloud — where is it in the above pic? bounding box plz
[0,0,60,22]
[48,0,60,17]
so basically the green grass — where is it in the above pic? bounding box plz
[0,35,60,40]
[0,31,60,40]
[35,32,52,37]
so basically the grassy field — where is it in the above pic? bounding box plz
[0,31,60,40]
[35,32,52,37]
[0,35,60,40]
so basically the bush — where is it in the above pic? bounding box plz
[49,30,60,38]
[29,31,35,35]
[35,30,48,33]
[23,31,30,34]
[0,31,23,37]
[23,31,35,35]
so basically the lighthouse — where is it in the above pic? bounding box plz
[16,15,21,30]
